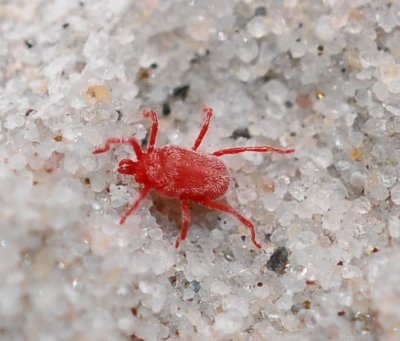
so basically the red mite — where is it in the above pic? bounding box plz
[93,107,294,248]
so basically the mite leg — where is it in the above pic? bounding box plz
[120,187,151,224]
[192,106,213,151]
[213,146,294,157]
[143,110,159,153]
[93,137,143,159]
[175,199,191,249]
[197,198,262,248]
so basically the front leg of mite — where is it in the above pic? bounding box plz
[175,199,191,248]
[120,187,151,224]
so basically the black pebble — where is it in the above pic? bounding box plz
[116,110,123,121]
[231,128,251,140]
[172,85,190,100]
[25,108,34,116]
[24,40,34,49]
[162,102,171,116]
[267,246,290,274]
[254,6,267,16]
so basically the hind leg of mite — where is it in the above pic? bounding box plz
[197,198,262,248]
[192,107,213,151]
[175,199,191,248]
[213,146,295,157]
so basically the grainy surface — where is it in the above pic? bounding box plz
[1,0,399,340]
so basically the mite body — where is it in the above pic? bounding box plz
[94,107,294,248]
[127,146,231,200]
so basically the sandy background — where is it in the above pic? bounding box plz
[1,0,400,340]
